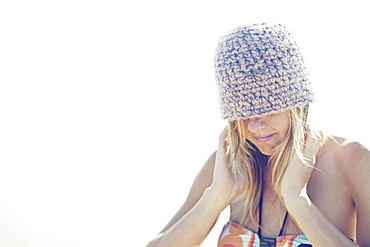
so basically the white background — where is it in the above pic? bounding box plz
[0,0,369,246]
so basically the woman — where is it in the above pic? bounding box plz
[147,23,370,247]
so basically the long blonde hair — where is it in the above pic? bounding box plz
[227,105,318,227]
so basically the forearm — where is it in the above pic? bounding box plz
[147,189,229,247]
[285,195,359,247]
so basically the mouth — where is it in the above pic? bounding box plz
[254,134,275,142]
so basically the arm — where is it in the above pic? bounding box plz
[281,137,363,247]
[283,195,359,247]
[147,152,220,247]
[157,152,217,235]
[147,187,229,247]
[147,127,240,247]
[348,142,370,246]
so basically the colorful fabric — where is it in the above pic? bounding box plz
[218,220,312,247]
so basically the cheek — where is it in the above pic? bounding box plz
[272,112,291,136]
[281,116,291,136]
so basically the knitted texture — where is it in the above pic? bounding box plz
[215,23,314,120]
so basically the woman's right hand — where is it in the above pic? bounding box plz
[209,126,245,204]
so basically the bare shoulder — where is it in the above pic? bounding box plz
[324,135,370,191]
[326,135,370,169]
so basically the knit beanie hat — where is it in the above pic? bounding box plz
[215,23,314,120]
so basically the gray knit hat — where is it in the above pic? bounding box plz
[215,23,314,120]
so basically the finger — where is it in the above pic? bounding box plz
[218,126,228,145]
[219,126,228,140]
[218,126,230,156]
[303,133,322,165]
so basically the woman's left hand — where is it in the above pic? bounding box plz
[281,132,322,201]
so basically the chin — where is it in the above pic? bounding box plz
[259,149,273,156]
[254,145,275,156]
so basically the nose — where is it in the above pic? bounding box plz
[247,117,266,133]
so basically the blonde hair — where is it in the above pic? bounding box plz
[227,105,319,227]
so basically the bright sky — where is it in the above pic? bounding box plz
[0,0,369,246]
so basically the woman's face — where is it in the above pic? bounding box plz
[244,111,291,156]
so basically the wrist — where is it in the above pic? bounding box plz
[281,184,309,201]
[283,191,312,213]
[204,186,232,209]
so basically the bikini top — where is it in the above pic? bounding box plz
[218,220,312,247]
[218,189,313,247]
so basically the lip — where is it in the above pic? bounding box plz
[254,134,275,142]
